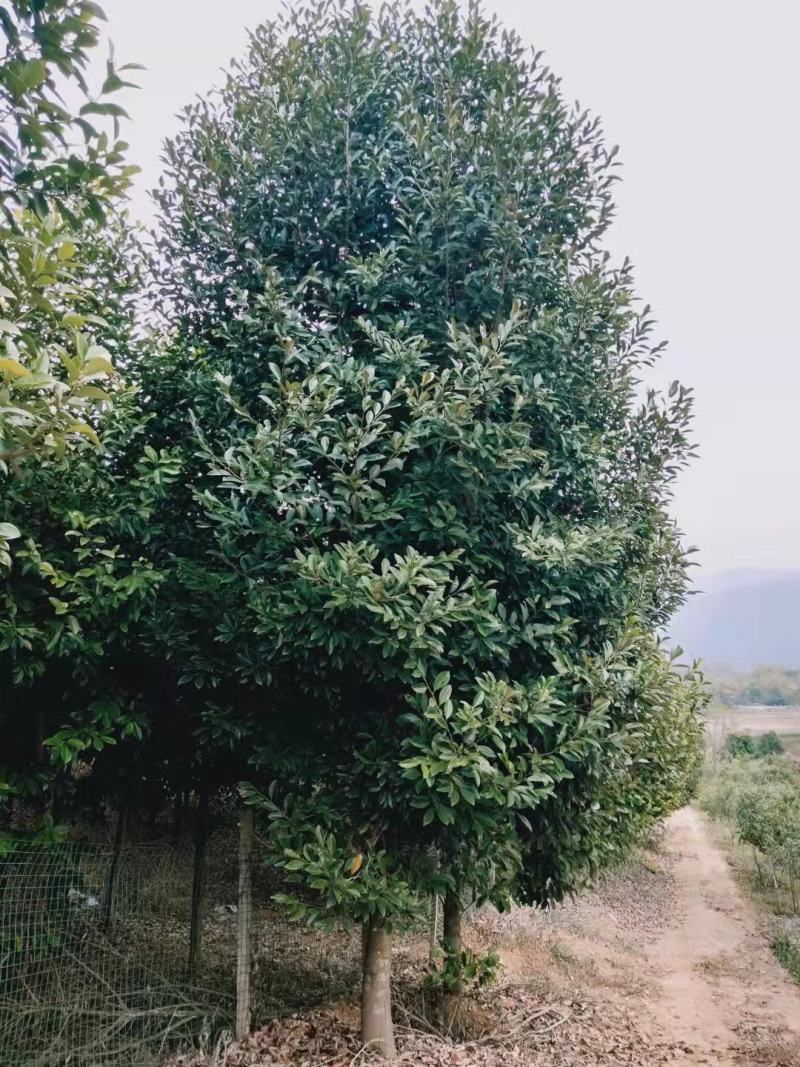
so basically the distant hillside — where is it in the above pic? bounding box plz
[668,569,800,668]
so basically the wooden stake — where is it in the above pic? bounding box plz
[235,805,254,1042]
[188,782,210,979]
[102,806,127,933]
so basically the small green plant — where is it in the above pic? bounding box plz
[427,947,502,994]
[772,930,800,984]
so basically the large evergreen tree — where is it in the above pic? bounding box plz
[1,1,704,1055]
[144,0,703,1051]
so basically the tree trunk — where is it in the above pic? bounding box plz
[428,894,440,963]
[442,888,462,960]
[235,805,254,1042]
[169,792,186,849]
[361,920,369,971]
[34,709,46,764]
[188,782,210,980]
[439,888,464,1034]
[32,710,47,824]
[360,914,397,1059]
[102,806,127,933]
[752,846,763,886]
[428,849,440,964]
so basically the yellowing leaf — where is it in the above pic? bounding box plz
[80,356,115,377]
[67,421,99,445]
[0,359,28,380]
[73,384,109,401]
[349,853,363,875]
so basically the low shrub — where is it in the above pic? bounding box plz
[700,754,800,918]
[772,929,800,984]
[755,732,785,757]
[723,732,785,761]
[724,734,756,759]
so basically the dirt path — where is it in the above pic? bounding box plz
[485,805,800,1065]
[640,806,800,1065]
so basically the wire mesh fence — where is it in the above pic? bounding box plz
[0,831,363,1067]
[0,839,225,1066]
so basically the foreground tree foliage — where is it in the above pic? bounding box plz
[0,0,147,813]
[1,0,705,1056]
[0,0,140,571]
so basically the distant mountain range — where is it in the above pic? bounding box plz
[668,569,800,669]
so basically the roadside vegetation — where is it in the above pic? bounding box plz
[700,737,800,983]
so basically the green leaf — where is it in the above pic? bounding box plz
[433,671,450,692]
[21,59,47,90]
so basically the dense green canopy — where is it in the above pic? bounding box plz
[1,1,704,1054]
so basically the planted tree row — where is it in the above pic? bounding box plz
[1,1,705,1056]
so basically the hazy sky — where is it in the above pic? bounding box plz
[96,0,800,579]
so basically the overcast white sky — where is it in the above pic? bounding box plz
[96,0,800,579]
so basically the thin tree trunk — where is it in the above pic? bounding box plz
[34,710,46,764]
[429,894,440,963]
[235,806,254,1042]
[188,782,210,980]
[442,889,462,960]
[360,914,396,1059]
[32,710,47,824]
[752,846,764,886]
[439,887,463,1034]
[145,800,159,839]
[428,850,440,964]
[169,792,186,850]
[102,806,127,933]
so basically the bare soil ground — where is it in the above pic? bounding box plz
[706,707,800,734]
[471,806,800,1066]
[175,807,800,1067]
[638,807,800,1065]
